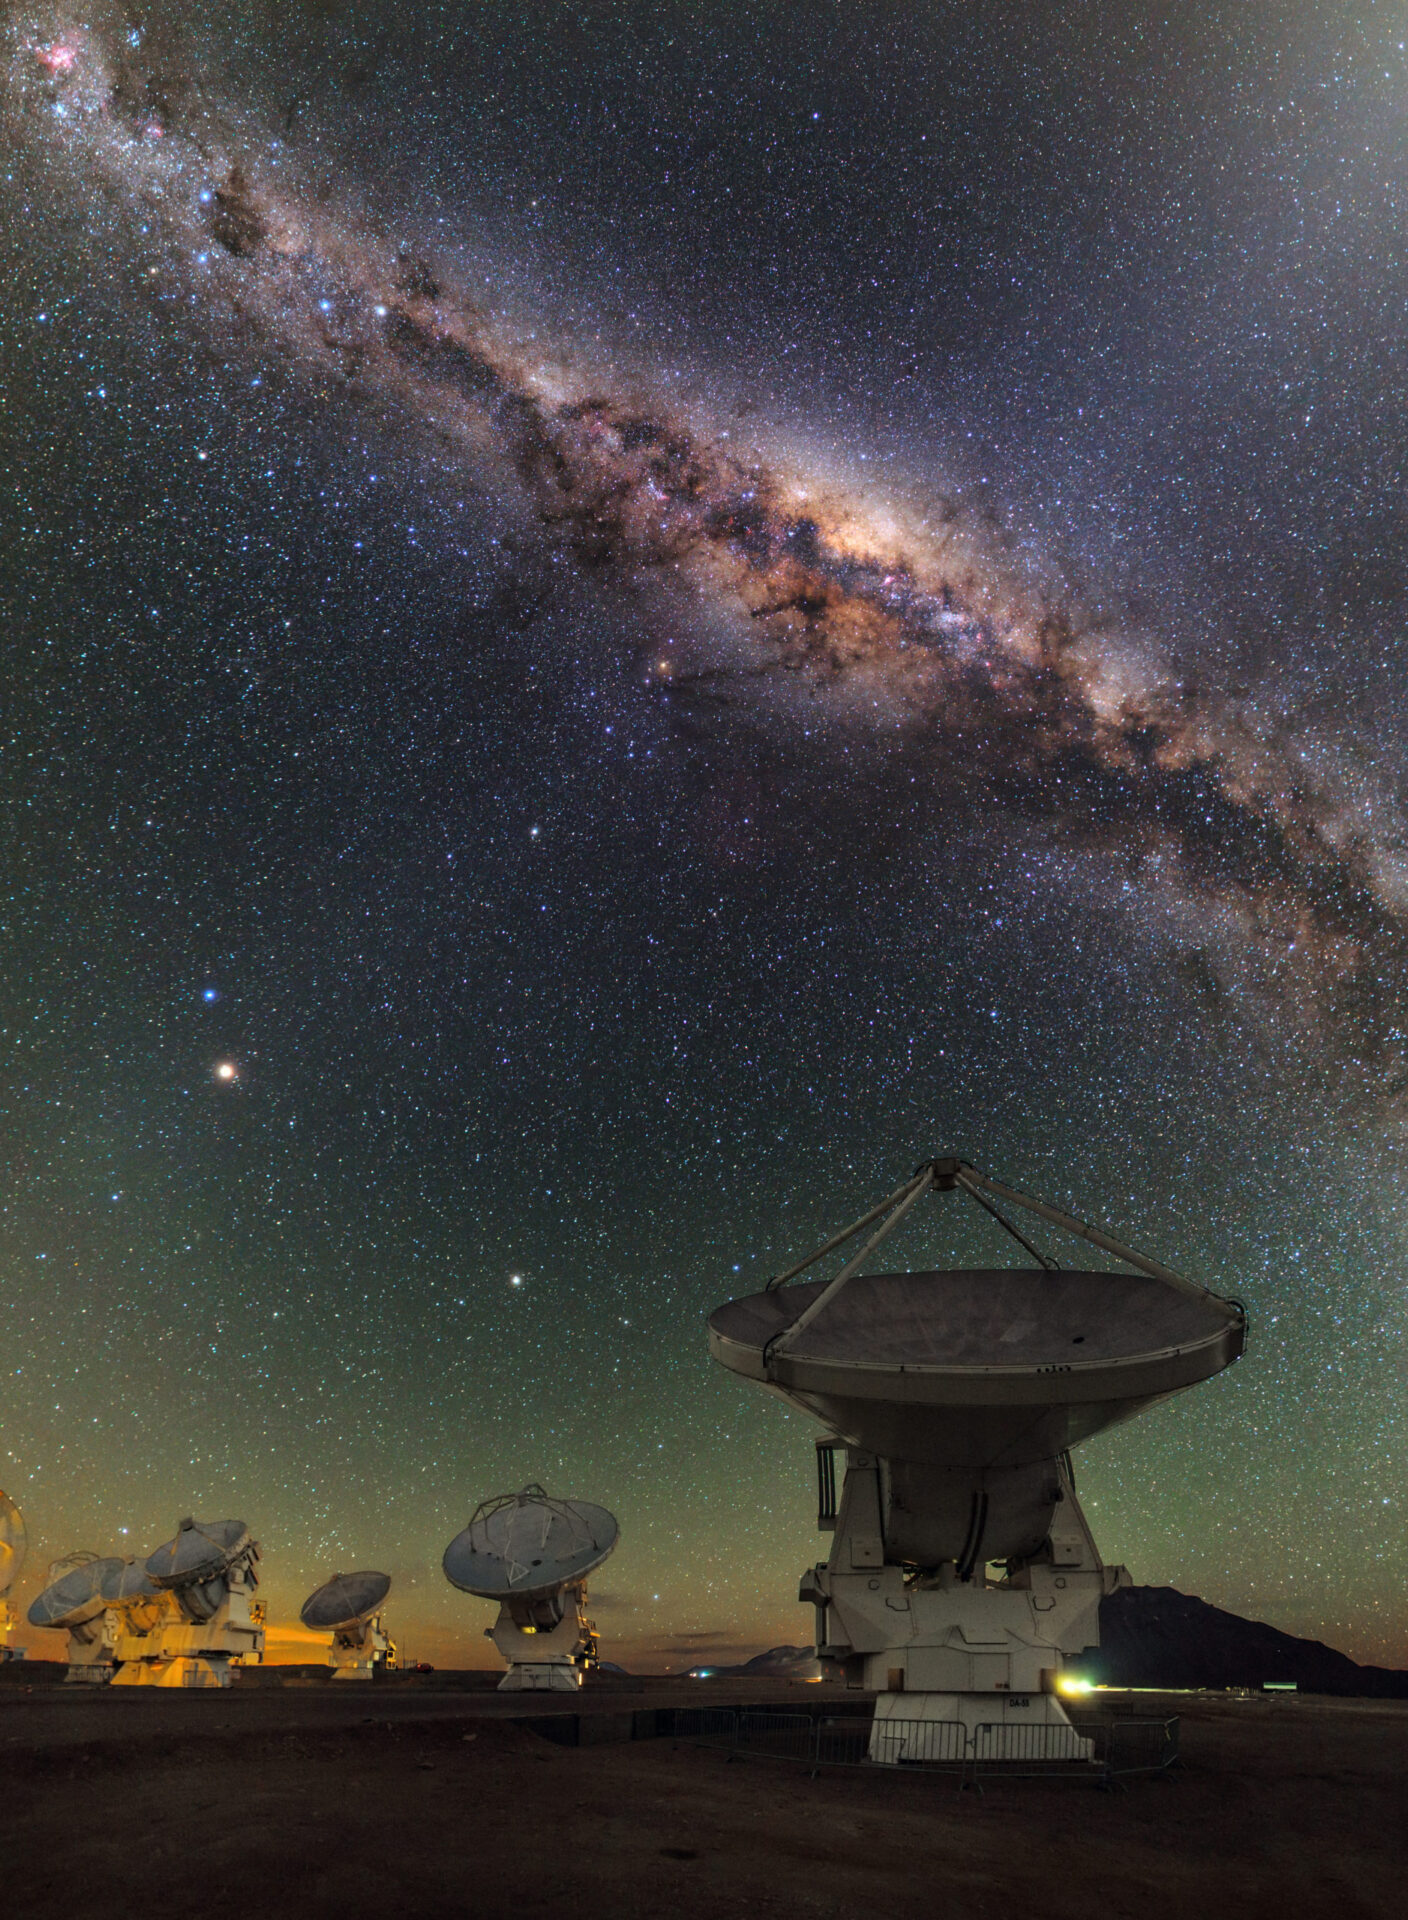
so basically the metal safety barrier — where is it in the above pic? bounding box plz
[972,1719,1094,1770]
[972,1716,1180,1786]
[670,1708,964,1777]
[866,1717,968,1767]
[735,1710,819,1763]
[668,1706,1179,1789]
[812,1716,881,1768]
[1087,1715,1181,1780]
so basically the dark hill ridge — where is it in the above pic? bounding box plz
[685,1646,822,1679]
[1077,1585,1408,1697]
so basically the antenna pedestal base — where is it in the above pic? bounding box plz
[66,1661,115,1685]
[62,1616,119,1684]
[112,1584,264,1687]
[330,1616,395,1679]
[0,1601,24,1661]
[112,1655,235,1688]
[498,1661,583,1692]
[806,1454,1123,1766]
[869,1689,1091,1765]
[810,1566,1106,1690]
[490,1590,598,1690]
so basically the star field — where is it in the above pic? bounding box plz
[1,1,1406,1670]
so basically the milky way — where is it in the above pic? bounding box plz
[9,7,1408,1104]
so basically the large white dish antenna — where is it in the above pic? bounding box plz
[27,1557,124,1632]
[0,1492,26,1597]
[708,1156,1248,1761]
[443,1487,618,1602]
[301,1571,392,1633]
[710,1159,1244,1564]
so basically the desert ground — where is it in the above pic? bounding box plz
[2,1673,1404,1918]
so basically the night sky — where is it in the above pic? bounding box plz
[2,2,1406,1671]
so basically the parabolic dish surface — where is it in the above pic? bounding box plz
[146,1519,252,1588]
[443,1496,618,1601]
[301,1570,392,1630]
[708,1267,1244,1464]
[27,1557,124,1629]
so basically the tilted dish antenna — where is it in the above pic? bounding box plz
[708,1157,1247,1765]
[27,1558,118,1629]
[0,1492,26,1661]
[26,1556,126,1684]
[443,1485,618,1691]
[145,1517,255,1618]
[300,1571,397,1679]
[111,1517,265,1688]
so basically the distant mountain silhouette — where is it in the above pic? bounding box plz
[685,1644,822,1679]
[1077,1586,1408,1697]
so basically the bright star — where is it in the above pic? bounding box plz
[214,1061,238,1083]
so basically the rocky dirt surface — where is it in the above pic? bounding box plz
[2,1684,1403,1918]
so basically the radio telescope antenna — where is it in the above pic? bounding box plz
[0,1492,26,1663]
[443,1485,618,1691]
[710,1156,1246,1766]
[110,1518,265,1688]
[27,1556,128,1684]
[300,1572,397,1680]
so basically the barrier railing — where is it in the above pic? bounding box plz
[1087,1714,1180,1780]
[972,1719,1094,1771]
[867,1717,968,1767]
[668,1706,1179,1788]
